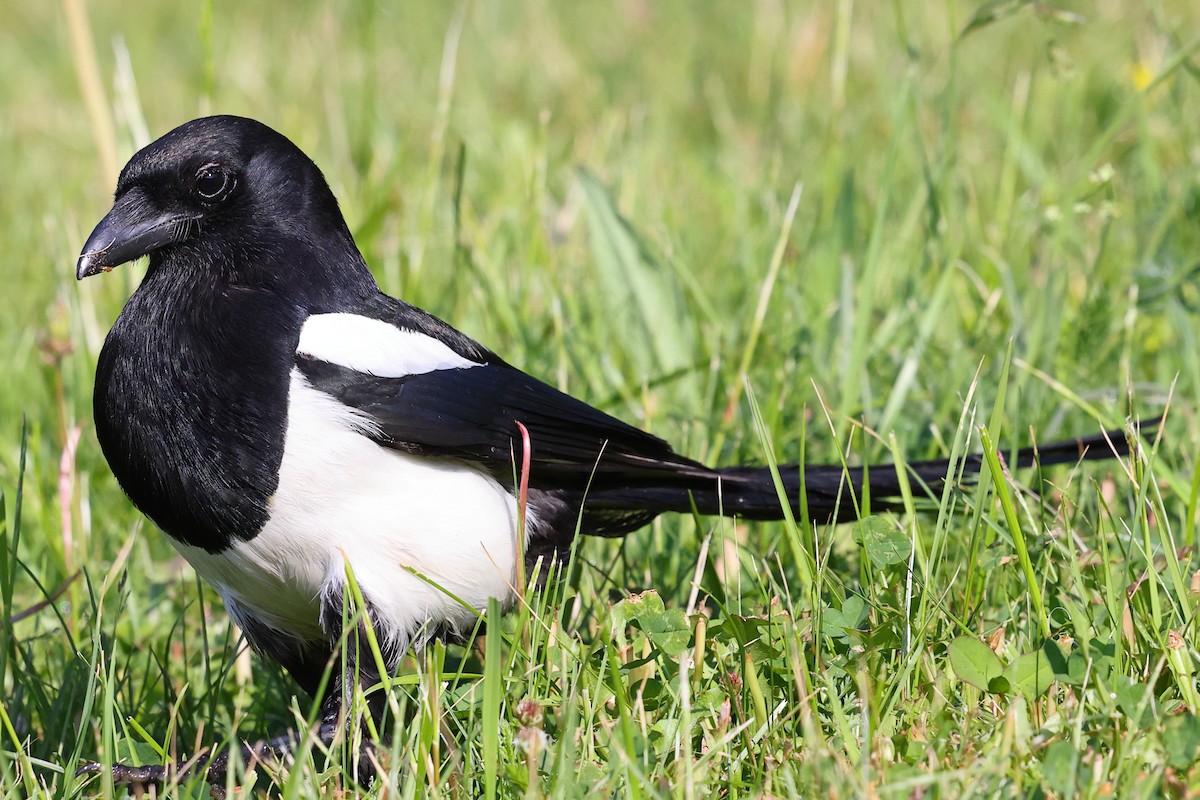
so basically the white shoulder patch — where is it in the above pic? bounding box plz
[297,313,482,377]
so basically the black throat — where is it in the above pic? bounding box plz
[94,260,304,553]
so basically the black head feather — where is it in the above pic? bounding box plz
[80,115,376,306]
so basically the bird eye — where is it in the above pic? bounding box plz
[194,164,233,201]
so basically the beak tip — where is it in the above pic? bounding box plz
[76,252,106,280]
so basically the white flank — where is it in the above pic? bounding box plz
[172,370,525,651]
[296,312,481,376]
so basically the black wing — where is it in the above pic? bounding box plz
[297,293,714,489]
[296,356,713,486]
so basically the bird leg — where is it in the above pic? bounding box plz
[74,658,389,797]
[76,612,393,796]
[75,706,362,799]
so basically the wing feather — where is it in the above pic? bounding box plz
[296,356,711,485]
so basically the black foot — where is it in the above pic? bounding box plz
[75,716,369,798]
[76,760,169,783]
[76,758,229,798]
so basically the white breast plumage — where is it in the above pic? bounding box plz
[171,313,524,652]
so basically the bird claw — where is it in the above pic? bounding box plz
[74,716,357,797]
[76,758,228,799]
[76,760,168,783]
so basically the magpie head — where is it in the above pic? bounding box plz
[77,115,368,294]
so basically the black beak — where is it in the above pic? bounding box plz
[77,189,195,280]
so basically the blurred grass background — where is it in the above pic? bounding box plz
[2,0,1200,796]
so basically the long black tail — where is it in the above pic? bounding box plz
[584,420,1149,527]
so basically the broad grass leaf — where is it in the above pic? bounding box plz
[1040,740,1079,797]
[613,590,691,656]
[577,168,694,376]
[1003,649,1055,701]
[948,637,1004,692]
[1116,679,1153,727]
[851,516,911,569]
[1164,715,1200,770]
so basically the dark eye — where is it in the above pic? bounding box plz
[194,164,233,201]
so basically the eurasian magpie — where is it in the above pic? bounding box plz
[76,115,1134,790]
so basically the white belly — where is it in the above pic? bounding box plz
[172,370,523,651]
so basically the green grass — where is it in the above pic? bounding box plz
[3,0,1200,796]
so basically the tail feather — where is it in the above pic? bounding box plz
[584,419,1151,526]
